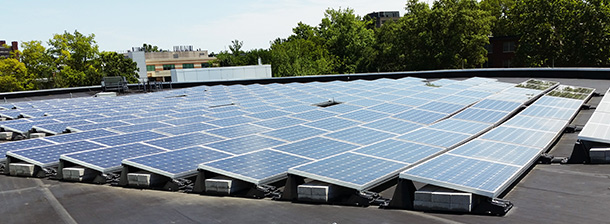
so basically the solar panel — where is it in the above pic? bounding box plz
[353,139,443,164]
[392,97,429,107]
[398,128,471,148]
[290,110,337,121]
[363,118,423,134]
[0,138,55,162]
[519,105,576,120]
[91,131,168,146]
[400,154,520,198]
[448,139,540,166]
[480,126,558,149]
[471,99,522,112]
[205,135,285,155]
[247,110,291,120]
[6,141,106,167]
[145,132,224,150]
[393,109,447,125]
[452,108,510,124]
[503,115,568,132]
[535,95,583,110]
[207,124,270,138]
[325,126,396,145]
[68,121,131,132]
[163,116,214,126]
[436,95,480,105]
[123,146,232,179]
[289,152,408,191]
[274,137,359,160]
[303,117,360,131]
[199,150,312,185]
[122,116,174,125]
[253,117,307,129]
[428,119,490,135]
[60,143,167,173]
[155,123,217,136]
[43,129,119,144]
[2,120,56,134]
[321,104,362,114]
[263,125,326,142]
[33,120,93,135]
[110,122,172,133]
[418,102,465,114]
[207,116,257,127]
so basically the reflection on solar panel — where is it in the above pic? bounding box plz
[60,143,166,173]
[123,146,232,179]
[353,140,443,164]
[199,150,312,184]
[206,135,285,154]
[290,152,408,190]
[145,132,224,150]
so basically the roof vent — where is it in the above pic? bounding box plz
[314,99,342,108]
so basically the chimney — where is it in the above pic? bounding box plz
[11,41,18,51]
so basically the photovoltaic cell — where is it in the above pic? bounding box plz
[60,143,166,173]
[480,126,557,149]
[199,150,312,184]
[274,137,359,159]
[7,141,106,167]
[428,119,490,135]
[325,127,396,145]
[253,117,307,129]
[448,139,540,166]
[354,140,443,164]
[205,135,285,155]
[123,146,232,178]
[262,125,326,142]
[110,122,172,133]
[0,139,55,162]
[452,108,510,124]
[43,129,118,144]
[471,99,522,112]
[398,128,471,148]
[363,118,423,134]
[339,109,389,122]
[393,109,447,125]
[145,132,224,150]
[91,131,167,146]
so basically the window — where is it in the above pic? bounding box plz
[146,65,156,71]
[182,63,194,69]
[162,64,175,70]
[503,41,515,53]
[201,62,211,68]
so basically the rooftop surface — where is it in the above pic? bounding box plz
[1,77,609,223]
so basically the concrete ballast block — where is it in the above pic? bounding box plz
[9,163,35,177]
[30,133,46,138]
[205,177,249,195]
[0,132,12,140]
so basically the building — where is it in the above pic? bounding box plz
[366,11,400,28]
[486,36,518,68]
[126,45,216,82]
[0,40,19,59]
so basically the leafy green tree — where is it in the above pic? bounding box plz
[318,8,376,73]
[20,41,56,89]
[0,58,29,92]
[47,30,100,87]
[142,43,160,52]
[481,0,517,36]
[270,38,336,77]
[511,0,610,67]
[98,51,140,83]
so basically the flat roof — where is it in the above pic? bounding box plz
[0,77,609,223]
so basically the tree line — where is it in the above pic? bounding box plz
[217,0,610,76]
[1,0,609,92]
[0,31,139,92]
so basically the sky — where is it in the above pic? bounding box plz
[4,0,433,53]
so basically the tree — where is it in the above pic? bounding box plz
[270,38,336,77]
[47,30,100,87]
[0,58,29,92]
[481,0,517,36]
[142,43,160,52]
[98,51,140,83]
[20,41,56,89]
[511,0,610,67]
[228,39,243,56]
[318,8,376,73]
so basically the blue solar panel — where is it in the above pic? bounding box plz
[400,154,520,197]
[393,109,447,125]
[410,92,445,101]
[303,117,360,131]
[321,104,362,114]
[520,105,575,120]
[0,110,24,119]
[7,141,106,167]
[363,118,423,134]
[281,105,317,113]
[354,140,443,164]
[91,131,167,146]
[471,99,522,112]
[205,134,285,155]
[207,124,271,138]
[88,115,138,123]
[452,108,510,124]
[325,126,396,145]
[145,132,224,150]
[368,103,412,114]
[20,111,47,118]
[110,122,172,133]
[449,139,541,166]
[369,94,403,101]
[240,105,279,113]
[247,110,291,120]
[123,146,232,178]
[263,125,326,141]
[480,126,557,148]
[44,129,118,144]
[456,90,494,98]
[274,137,358,159]
[33,120,93,134]
[0,139,55,162]
[253,117,307,129]
[535,96,583,109]
[122,116,173,124]
[502,115,567,132]
[339,109,389,122]
[392,97,429,107]
[289,152,408,190]
[61,143,166,173]
[428,119,490,135]
[398,128,471,148]
[291,110,337,121]
[164,116,214,126]
[419,101,465,114]
[199,150,312,184]
[208,110,250,119]
[2,120,55,134]
[346,98,384,107]
[156,123,217,135]
[207,116,257,127]
[68,121,130,132]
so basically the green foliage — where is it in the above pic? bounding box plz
[47,30,100,87]
[481,0,516,36]
[20,41,56,89]
[0,58,30,92]
[511,0,610,67]
[270,38,336,77]
[98,51,140,83]
[142,43,160,52]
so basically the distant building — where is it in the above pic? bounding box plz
[126,45,216,82]
[0,40,19,59]
[366,11,400,28]
[486,36,518,68]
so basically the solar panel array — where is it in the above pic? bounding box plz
[0,77,589,201]
[400,90,592,198]
[579,87,610,143]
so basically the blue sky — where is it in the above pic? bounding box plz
[4,0,433,53]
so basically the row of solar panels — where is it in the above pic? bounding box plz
[0,77,586,203]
